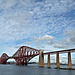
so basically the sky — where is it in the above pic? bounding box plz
[0,0,75,63]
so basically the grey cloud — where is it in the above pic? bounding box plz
[64,29,75,44]
[6,12,33,24]
[54,43,69,48]
[24,42,31,44]
[53,38,73,49]
[46,41,54,45]
[53,29,75,49]
[33,35,54,41]
[0,0,17,9]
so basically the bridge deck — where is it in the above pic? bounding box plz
[44,48,75,55]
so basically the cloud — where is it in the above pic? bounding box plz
[0,0,74,43]
[54,44,68,48]
[6,12,33,24]
[46,41,54,45]
[33,0,75,16]
[60,56,67,59]
[53,29,75,49]
[13,45,20,49]
[0,0,17,9]
[0,0,75,52]
[31,35,55,50]
[33,35,54,41]
[45,29,75,49]
[64,29,75,44]
[24,42,31,44]
[53,38,71,48]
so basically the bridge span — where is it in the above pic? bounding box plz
[0,46,75,69]
[0,46,40,65]
[39,48,75,69]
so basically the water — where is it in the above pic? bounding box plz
[0,64,75,75]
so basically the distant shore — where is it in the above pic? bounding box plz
[6,62,75,66]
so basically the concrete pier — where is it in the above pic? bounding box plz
[56,53,60,68]
[39,50,44,67]
[47,54,51,68]
[68,52,72,68]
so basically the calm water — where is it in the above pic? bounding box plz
[0,64,75,75]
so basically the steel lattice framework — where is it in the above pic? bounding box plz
[0,53,9,64]
[0,46,40,65]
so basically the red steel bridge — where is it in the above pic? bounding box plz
[0,46,40,65]
[0,46,75,69]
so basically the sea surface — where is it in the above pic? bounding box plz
[0,64,75,75]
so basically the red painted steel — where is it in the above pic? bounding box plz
[0,53,9,64]
[0,46,40,65]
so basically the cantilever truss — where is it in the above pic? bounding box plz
[0,46,40,65]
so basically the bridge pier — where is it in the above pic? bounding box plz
[68,52,72,68]
[47,54,51,68]
[39,50,44,67]
[56,53,60,68]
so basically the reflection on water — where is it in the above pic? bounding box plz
[0,64,75,75]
